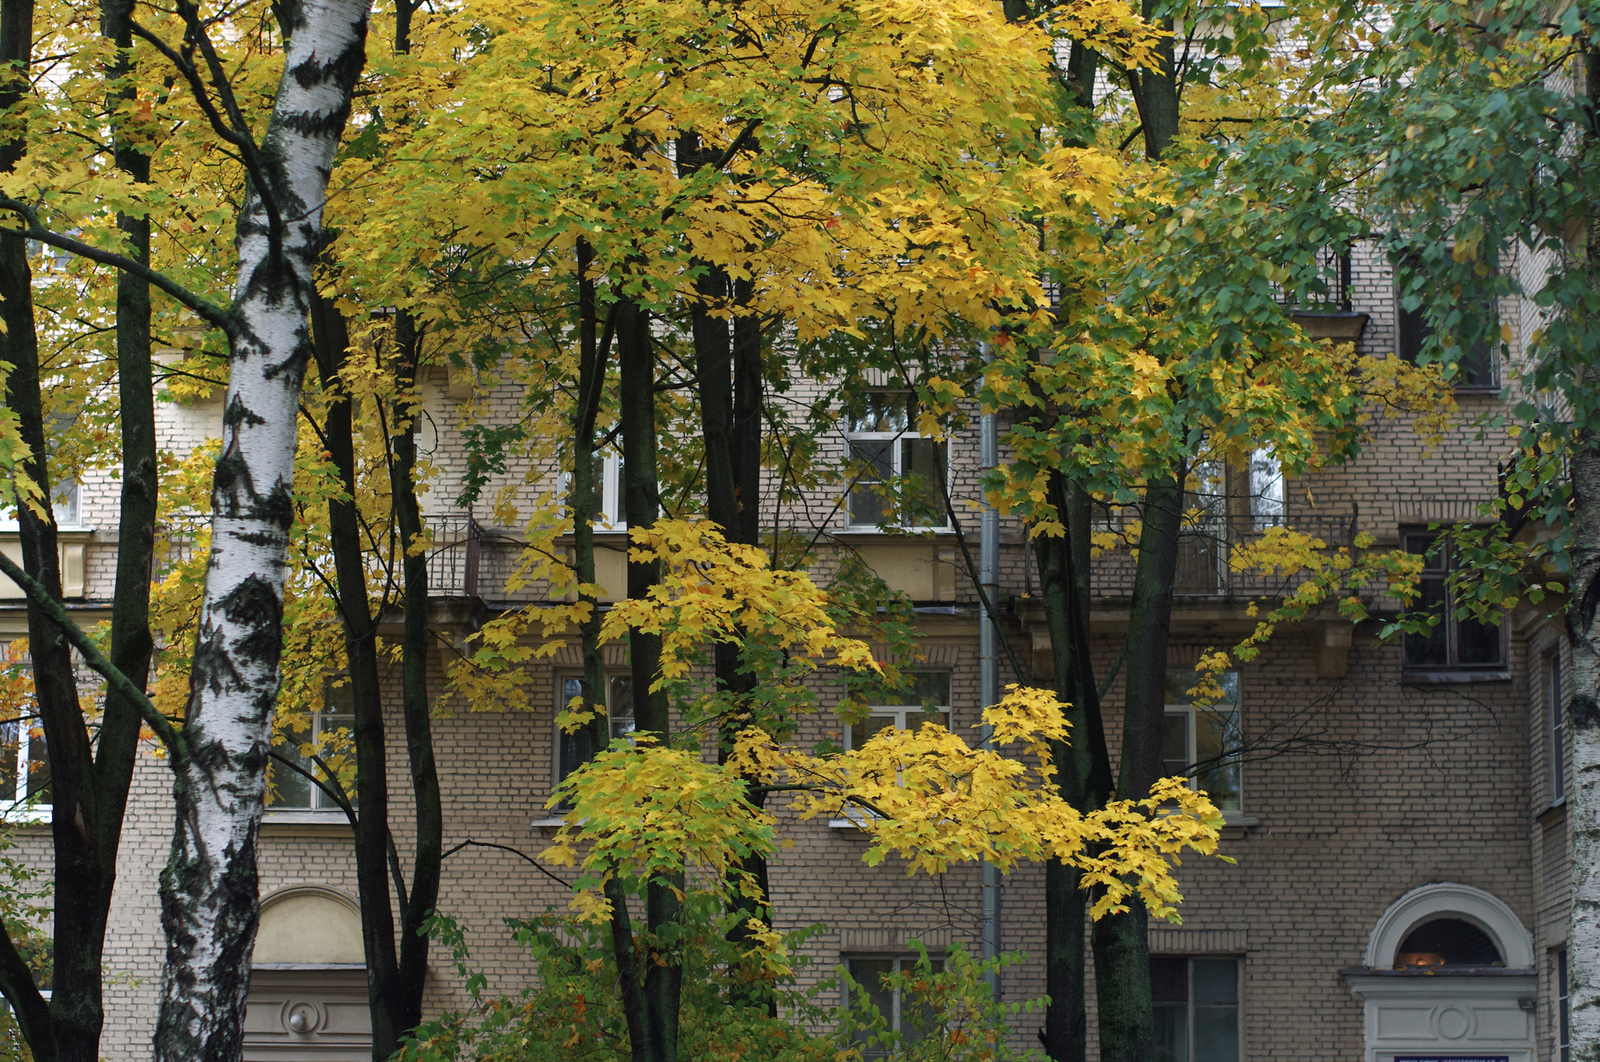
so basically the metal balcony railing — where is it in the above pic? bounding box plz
[424,515,481,598]
[1270,245,1353,314]
[1088,510,1362,600]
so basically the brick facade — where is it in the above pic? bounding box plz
[0,239,1562,1061]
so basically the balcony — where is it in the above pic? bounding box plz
[1089,510,1363,601]
[1270,245,1369,343]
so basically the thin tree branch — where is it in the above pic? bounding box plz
[0,548,184,756]
[442,838,573,888]
[0,199,230,328]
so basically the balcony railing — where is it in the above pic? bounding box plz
[1089,510,1362,600]
[1270,245,1353,313]
[424,515,481,598]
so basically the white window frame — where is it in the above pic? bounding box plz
[558,452,626,530]
[266,683,354,815]
[1163,670,1243,816]
[1151,955,1242,1062]
[1548,646,1566,806]
[0,642,47,823]
[843,393,950,531]
[840,673,952,752]
[832,673,951,828]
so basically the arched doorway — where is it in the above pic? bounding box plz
[1345,883,1536,1062]
[243,887,372,1062]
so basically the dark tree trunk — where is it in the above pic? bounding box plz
[1037,472,1114,1062]
[307,295,405,1062]
[618,294,680,1062]
[390,307,441,1039]
[0,3,62,1058]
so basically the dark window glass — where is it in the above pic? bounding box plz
[1397,287,1497,388]
[844,955,944,1059]
[1394,918,1503,967]
[1402,533,1503,670]
[1559,948,1570,1062]
[1150,957,1239,1062]
[556,674,636,788]
[1550,649,1566,803]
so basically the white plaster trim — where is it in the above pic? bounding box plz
[1364,882,1533,968]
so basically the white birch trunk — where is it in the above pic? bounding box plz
[154,1,369,1058]
[1571,436,1600,1061]
[1569,48,1600,1053]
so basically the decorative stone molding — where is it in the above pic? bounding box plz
[1363,882,1533,969]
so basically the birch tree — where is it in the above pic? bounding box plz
[0,0,373,1055]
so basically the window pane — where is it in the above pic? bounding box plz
[270,720,314,809]
[859,672,949,708]
[609,676,636,739]
[910,672,951,705]
[1192,959,1238,1005]
[0,721,17,802]
[848,394,910,434]
[899,958,943,1044]
[1249,450,1285,528]
[904,712,949,734]
[1194,710,1241,812]
[1455,614,1502,666]
[1403,574,1449,667]
[1150,958,1188,1003]
[1398,301,1430,364]
[900,437,947,527]
[23,727,47,802]
[1153,1004,1187,1062]
[1161,714,1189,778]
[1194,1004,1240,1062]
[846,958,896,1056]
[849,716,898,751]
[848,441,893,527]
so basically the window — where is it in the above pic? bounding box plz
[1392,918,1502,968]
[0,643,47,818]
[1557,948,1570,1062]
[844,393,948,530]
[51,480,79,528]
[1396,282,1498,389]
[1152,956,1240,1062]
[555,674,635,787]
[1401,532,1503,670]
[844,672,951,751]
[842,954,945,1059]
[1162,671,1241,814]
[561,453,626,529]
[1548,647,1566,804]
[268,682,354,812]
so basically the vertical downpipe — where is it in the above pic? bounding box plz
[979,344,1001,999]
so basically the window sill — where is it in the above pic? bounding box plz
[1401,669,1511,685]
[0,809,49,827]
[834,527,953,537]
[1537,800,1567,828]
[260,811,352,837]
[530,816,571,828]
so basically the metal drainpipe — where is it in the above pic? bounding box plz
[979,343,1001,999]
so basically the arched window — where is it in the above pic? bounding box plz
[1393,918,1504,968]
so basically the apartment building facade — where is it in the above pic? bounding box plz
[0,236,1571,1062]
